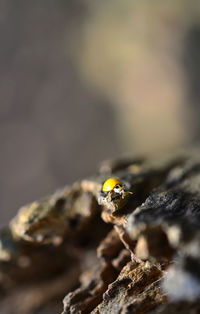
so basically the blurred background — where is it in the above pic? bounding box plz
[1,0,200,226]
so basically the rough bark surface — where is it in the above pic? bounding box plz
[1,151,200,313]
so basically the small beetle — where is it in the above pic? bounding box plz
[99,177,133,211]
[102,178,126,197]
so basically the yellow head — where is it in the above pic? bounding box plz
[102,178,123,193]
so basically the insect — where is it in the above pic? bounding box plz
[99,178,133,211]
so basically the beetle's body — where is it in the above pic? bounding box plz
[99,178,133,212]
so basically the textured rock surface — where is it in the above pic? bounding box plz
[1,152,200,313]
